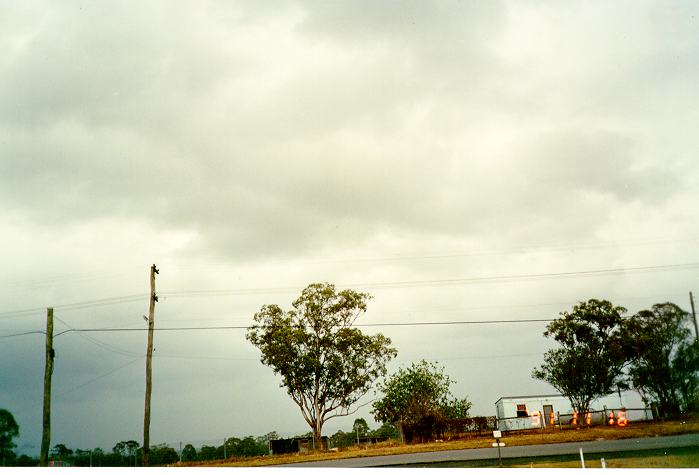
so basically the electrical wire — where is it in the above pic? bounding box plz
[19,318,556,338]
[1,261,695,319]
[54,357,142,399]
[0,294,148,320]
[0,330,45,339]
[54,315,144,357]
[159,261,699,297]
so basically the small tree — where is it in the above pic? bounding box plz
[371,422,399,439]
[623,302,699,417]
[50,444,73,464]
[532,299,627,414]
[0,409,19,465]
[372,360,471,442]
[247,283,397,449]
[149,444,178,466]
[112,440,139,466]
[353,418,369,437]
[198,445,218,461]
[181,444,196,462]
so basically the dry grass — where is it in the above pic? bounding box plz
[509,446,699,468]
[180,417,699,467]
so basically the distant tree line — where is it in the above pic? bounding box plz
[0,422,281,467]
[327,418,399,449]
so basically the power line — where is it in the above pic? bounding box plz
[54,315,143,358]
[0,261,695,319]
[2,295,689,340]
[54,357,142,399]
[2,234,695,292]
[0,294,148,320]
[0,330,45,339]
[159,261,699,297]
[5,318,554,339]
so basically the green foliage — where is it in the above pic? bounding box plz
[198,445,218,460]
[15,454,36,466]
[330,418,396,448]
[372,360,471,442]
[0,409,19,463]
[50,443,73,459]
[112,440,139,458]
[247,282,397,447]
[441,397,472,419]
[373,360,454,425]
[532,299,627,414]
[330,429,355,448]
[623,302,699,416]
[148,444,178,465]
[181,444,196,462]
[371,421,400,439]
[353,417,370,437]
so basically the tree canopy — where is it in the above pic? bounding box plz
[622,302,699,416]
[532,299,627,414]
[372,360,471,442]
[246,282,397,448]
[0,409,19,465]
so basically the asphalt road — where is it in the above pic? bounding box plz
[282,433,699,467]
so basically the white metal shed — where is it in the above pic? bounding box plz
[494,391,650,431]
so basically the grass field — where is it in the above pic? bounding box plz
[182,417,699,467]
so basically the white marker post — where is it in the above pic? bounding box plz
[492,430,505,467]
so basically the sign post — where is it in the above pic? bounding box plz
[492,430,505,467]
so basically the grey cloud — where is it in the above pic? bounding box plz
[0,0,694,264]
[517,129,679,204]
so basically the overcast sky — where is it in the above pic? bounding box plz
[1,0,698,456]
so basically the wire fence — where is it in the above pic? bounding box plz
[496,407,653,432]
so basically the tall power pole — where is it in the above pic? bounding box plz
[690,292,698,342]
[40,308,54,467]
[143,264,158,466]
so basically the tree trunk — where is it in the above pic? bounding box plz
[313,424,323,451]
[397,421,405,444]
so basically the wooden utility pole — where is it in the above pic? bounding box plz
[690,292,698,342]
[142,264,158,466]
[40,308,54,467]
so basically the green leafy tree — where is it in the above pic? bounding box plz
[73,449,92,467]
[371,422,399,439]
[623,302,699,417]
[247,283,397,449]
[50,443,73,464]
[198,445,218,461]
[372,360,470,442]
[254,432,277,454]
[441,397,472,419]
[149,444,178,466]
[15,454,37,466]
[329,429,355,448]
[112,440,139,466]
[236,436,265,457]
[181,444,196,462]
[0,409,19,465]
[532,299,627,415]
[353,417,370,438]
[91,448,104,466]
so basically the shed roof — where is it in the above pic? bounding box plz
[494,394,563,405]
